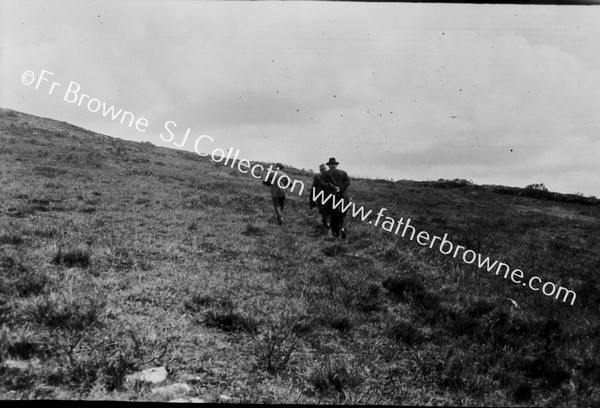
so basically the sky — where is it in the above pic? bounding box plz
[2,0,600,197]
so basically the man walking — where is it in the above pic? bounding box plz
[309,163,330,229]
[321,157,350,239]
[263,162,288,225]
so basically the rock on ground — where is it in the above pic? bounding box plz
[126,366,168,385]
[152,383,192,399]
[169,397,205,403]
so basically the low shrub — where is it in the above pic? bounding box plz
[0,256,50,298]
[388,320,423,347]
[242,223,263,236]
[14,268,51,297]
[25,294,103,331]
[53,247,91,268]
[253,312,313,373]
[0,233,24,245]
[0,326,43,360]
[383,276,439,310]
[185,293,235,312]
[307,357,364,397]
[512,382,533,403]
[204,309,259,333]
[322,244,347,257]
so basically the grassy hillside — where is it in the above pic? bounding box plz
[1,107,599,405]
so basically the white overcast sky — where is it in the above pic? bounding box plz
[2,1,600,196]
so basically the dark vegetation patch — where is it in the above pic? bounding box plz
[388,320,423,347]
[383,276,439,310]
[185,293,235,312]
[515,356,571,388]
[204,309,259,334]
[0,233,24,245]
[307,358,364,397]
[0,256,50,298]
[512,382,533,403]
[13,268,51,298]
[188,292,259,333]
[320,312,353,334]
[7,203,52,218]
[34,166,68,178]
[52,247,91,268]
[4,336,43,360]
[493,185,599,206]
[330,316,353,332]
[418,179,600,206]
[78,206,96,213]
[242,223,264,236]
[382,276,425,298]
[33,227,60,238]
[254,313,313,373]
[429,178,474,189]
[574,277,600,311]
[322,243,347,257]
[134,197,150,206]
[25,294,104,331]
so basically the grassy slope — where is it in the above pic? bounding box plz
[1,107,599,405]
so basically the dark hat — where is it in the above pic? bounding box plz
[326,157,339,166]
[275,162,285,170]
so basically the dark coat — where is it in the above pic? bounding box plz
[263,170,288,198]
[321,167,350,201]
[310,173,325,206]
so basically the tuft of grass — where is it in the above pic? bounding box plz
[31,198,51,205]
[388,320,423,347]
[53,247,91,268]
[0,233,24,245]
[383,275,439,311]
[330,316,353,333]
[185,293,235,312]
[307,357,364,397]
[78,206,96,213]
[204,309,259,334]
[34,165,67,178]
[14,268,51,298]
[322,244,347,257]
[0,325,43,360]
[33,227,60,238]
[512,382,533,403]
[253,312,311,373]
[25,294,104,331]
[382,276,425,298]
[242,223,263,236]
[515,356,571,388]
[338,279,385,313]
[134,197,150,206]
[0,256,50,298]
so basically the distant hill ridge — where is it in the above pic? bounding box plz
[1,107,597,207]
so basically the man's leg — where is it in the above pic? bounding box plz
[330,209,341,237]
[273,198,284,225]
[278,197,285,225]
[339,211,347,239]
[318,205,330,228]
